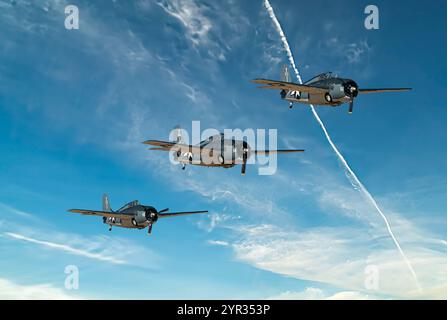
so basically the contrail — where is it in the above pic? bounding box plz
[263,0,421,290]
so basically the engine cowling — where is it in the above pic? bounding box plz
[145,208,158,223]
[132,212,148,225]
[328,84,346,100]
[344,80,359,98]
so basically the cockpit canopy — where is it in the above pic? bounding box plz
[118,200,139,212]
[199,133,224,147]
[305,72,337,84]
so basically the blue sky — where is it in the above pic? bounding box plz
[0,0,446,299]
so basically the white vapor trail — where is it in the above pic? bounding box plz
[263,0,421,290]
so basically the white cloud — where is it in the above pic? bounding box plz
[322,38,371,64]
[2,0,445,301]
[327,291,375,300]
[5,232,126,265]
[1,203,161,268]
[346,41,371,64]
[157,0,212,47]
[207,240,229,247]
[0,278,80,300]
[0,202,33,218]
[198,212,237,233]
[267,287,377,300]
[228,223,447,299]
[155,0,250,63]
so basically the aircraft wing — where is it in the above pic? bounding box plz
[142,140,179,150]
[359,88,412,94]
[68,209,128,219]
[158,210,208,218]
[254,149,305,155]
[142,140,202,153]
[251,79,327,94]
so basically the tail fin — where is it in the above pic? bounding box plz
[280,64,291,83]
[170,125,186,144]
[102,194,111,212]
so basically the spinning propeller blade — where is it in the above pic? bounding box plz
[241,160,247,175]
[349,100,354,114]
[241,145,248,176]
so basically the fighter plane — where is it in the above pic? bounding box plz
[143,131,304,175]
[68,195,208,235]
[251,65,411,113]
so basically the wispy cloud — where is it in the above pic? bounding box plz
[322,38,371,65]
[0,278,80,300]
[0,202,33,218]
[6,232,126,265]
[155,0,250,64]
[2,0,445,300]
[267,287,378,300]
[207,240,229,247]
[1,203,161,268]
[157,0,212,48]
[346,41,371,64]
[226,221,447,299]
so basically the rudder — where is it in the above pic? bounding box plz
[102,194,111,212]
[280,64,291,83]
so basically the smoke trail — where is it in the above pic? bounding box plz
[263,0,421,290]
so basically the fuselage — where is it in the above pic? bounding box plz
[104,203,157,229]
[283,74,359,107]
[174,134,251,168]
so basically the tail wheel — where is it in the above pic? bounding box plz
[325,93,333,102]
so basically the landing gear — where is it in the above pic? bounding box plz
[181,164,186,170]
[109,226,112,231]
[280,89,287,99]
[218,155,225,164]
[289,102,293,109]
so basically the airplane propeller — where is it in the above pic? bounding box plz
[349,100,354,114]
[241,142,248,175]
[345,81,359,114]
[145,209,159,234]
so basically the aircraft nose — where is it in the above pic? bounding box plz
[345,81,359,97]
